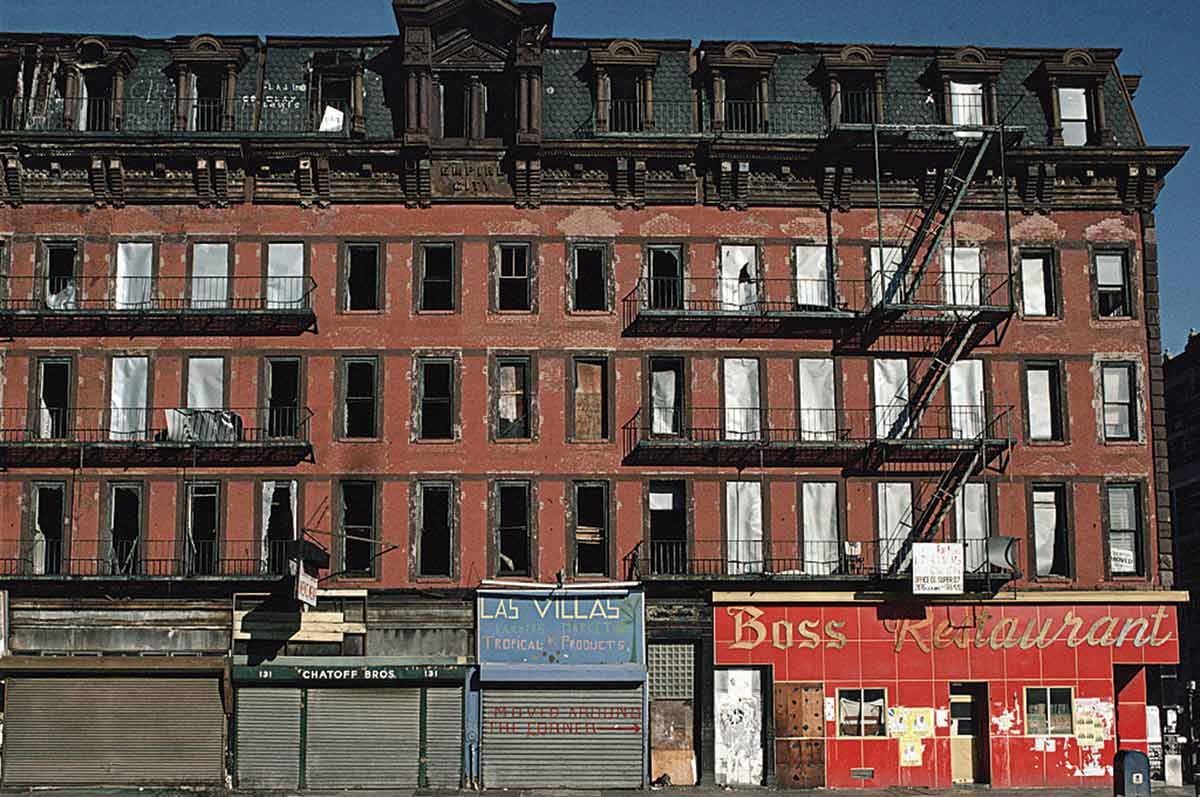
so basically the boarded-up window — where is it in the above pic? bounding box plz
[574,482,609,575]
[1107,484,1141,575]
[1033,485,1070,577]
[573,358,607,440]
[496,358,530,439]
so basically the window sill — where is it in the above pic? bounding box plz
[1020,316,1063,322]
[567,438,613,445]
[493,309,536,316]
[1026,439,1070,446]
[413,574,457,583]
[416,309,458,315]
[1101,439,1146,447]
[569,309,614,316]
[413,437,459,445]
[1094,316,1136,322]
[340,309,385,316]
[494,437,535,444]
[335,437,383,444]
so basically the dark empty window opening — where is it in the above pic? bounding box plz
[649,480,687,575]
[609,71,642,132]
[575,483,609,576]
[346,245,379,311]
[420,244,455,311]
[497,482,530,576]
[724,74,760,133]
[265,481,295,575]
[267,358,300,438]
[0,62,18,130]
[1032,484,1070,578]
[33,483,65,575]
[81,70,113,131]
[341,481,376,575]
[344,358,378,438]
[483,75,512,139]
[46,244,76,304]
[498,244,531,311]
[648,246,683,310]
[573,358,608,440]
[109,484,141,574]
[839,77,875,124]
[192,69,225,132]
[440,74,468,138]
[188,483,219,576]
[573,247,608,311]
[496,358,531,439]
[420,359,454,440]
[316,73,352,130]
[38,359,71,439]
[419,483,453,577]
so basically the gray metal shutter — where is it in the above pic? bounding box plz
[425,686,463,788]
[305,688,420,788]
[482,686,645,788]
[235,688,300,789]
[2,676,224,786]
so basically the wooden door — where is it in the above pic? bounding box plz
[774,683,824,789]
[950,694,978,783]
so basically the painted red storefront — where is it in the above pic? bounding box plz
[713,600,1180,789]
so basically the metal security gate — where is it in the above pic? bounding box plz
[481,686,645,788]
[305,688,420,788]
[2,676,224,786]
[426,686,465,787]
[235,688,301,789]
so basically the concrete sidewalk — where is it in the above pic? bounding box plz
[2,787,1196,797]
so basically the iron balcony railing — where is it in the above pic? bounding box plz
[0,537,294,579]
[625,536,1020,582]
[868,266,1013,311]
[0,275,317,314]
[0,406,312,447]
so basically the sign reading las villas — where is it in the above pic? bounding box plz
[477,590,645,667]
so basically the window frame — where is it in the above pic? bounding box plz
[261,240,310,311]
[340,240,384,313]
[1056,85,1092,147]
[339,355,380,440]
[185,238,234,309]
[1024,686,1075,736]
[645,354,688,438]
[836,687,888,738]
[644,243,687,312]
[1092,248,1134,320]
[104,479,145,560]
[493,354,535,442]
[568,354,612,443]
[644,479,690,576]
[414,479,457,580]
[1100,361,1138,442]
[1018,248,1059,319]
[569,241,612,313]
[1103,481,1145,578]
[28,480,70,574]
[39,238,83,304]
[184,480,222,575]
[415,241,459,313]
[338,478,378,578]
[1028,482,1073,580]
[1023,360,1068,443]
[491,479,535,578]
[415,355,458,442]
[571,480,612,577]
[493,241,535,313]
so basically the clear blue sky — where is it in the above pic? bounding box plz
[3,0,1195,351]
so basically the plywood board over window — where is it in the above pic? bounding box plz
[573,359,607,440]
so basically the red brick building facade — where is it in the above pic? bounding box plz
[0,0,1187,790]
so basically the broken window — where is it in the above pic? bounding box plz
[189,68,225,132]
[949,359,984,439]
[78,69,113,132]
[109,356,148,441]
[873,358,909,438]
[346,244,379,311]
[1020,251,1055,317]
[420,244,455,311]
[419,359,454,440]
[574,482,609,576]
[943,246,981,306]
[726,480,763,575]
[572,358,608,441]
[572,246,608,311]
[187,357,224,409]
[495,481,530,576]
[1107,483,1142,576]
[267,358,301,438]
[1057,86,1089,146]
[1095,251,1130,317]
[1102,362,1136,441]
[1032,484,1070,578]
[343,358,378,438]
[31,482,65,575]
[837,688,886,737]
[340,480,376,575]
[191,243,229,309]
[44,243,77,309]
[262,480,297,576]
[37,359,71,439]
[650,358,683,436]
[498,243,531,311]
[495,357,530,439]
[315,72,352,132]
[187,482,219,576]
[418,482,453,577]
[797,358,836,441]
[648,480,686,575]
[719,245,758,310]
[109,483,141,575]
[1025,687,1074,735]
[949,80,984,126]
[647,246,683,310]
[266,242,305,309]
[115,242,154,309]
[608,70,642,132]
[955,482,990,573]
[1026,362,1064,441]
[438,74,469,138]
[877,482,913,573]
[794,245,831,307]
[723,74,761,133]
[801,482,838,575]
[723,357,761,441]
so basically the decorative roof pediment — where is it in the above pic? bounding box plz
[393,0,555,34]
[1040,48,1111,81]
[169,35,248,71]
[820,44,887,73]
[936,46,1003,77]
[590,39,659,69]
[706,41,776,71]
[434,30,510,69]
[60,37,138,73]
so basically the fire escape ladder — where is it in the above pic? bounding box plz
[898,318,978,439]
[898,131,994,301]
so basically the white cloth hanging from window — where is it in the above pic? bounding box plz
[869,246,906,305]
[651,367,678,435]
[797,358,836,441]
[1021,256,1049,316]
[187,357,224,410]
[956,482,989,573]
[267,243,305,309]
[949,81,984,126]
[719,245,758,310]
[802,482,838,575]
[115,242,154,309]
[873,358,909,438]
[943,246,981,306]
[877,482,913,572]
[794,245,830,307]
[949,359,984,439]
[723,358,760,441]
[191,243,229,309]
[109,356,148,440]
[319,105,345,132]
[725,481,763,575]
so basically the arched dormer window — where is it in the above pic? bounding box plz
[590,40,659,134]
[60,38,136,132]
[820,45,888,126]
[1036,49,1114,146]
[168,36,248,133]
[935,47,1003,128]
[703,42,776,134]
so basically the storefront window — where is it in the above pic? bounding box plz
[1025,686,1073,735]
[837,688,885,737]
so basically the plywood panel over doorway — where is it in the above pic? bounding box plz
[774,682,824,789]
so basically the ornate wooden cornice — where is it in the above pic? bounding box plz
[589,39,659,70]
[934,46,1003,78]
[168,35,249,72]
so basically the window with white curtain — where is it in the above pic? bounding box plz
[1106,483,1141,576]
[719,244,758,310]
[187,357,224,409]
[797,358,836,441]
[115,242,154,309]
[109,356,148,441]
[1026,362,1064,441]
[266,242,305,309]
[955,482,990,573]
[261,480,297,575]
[650,358,683,436]
[949,359,984,439]
[949,81,984,126]
[943,246,981,305]
[191,243,229,309]
[726,480,763,575]
[1032,484,1070,577]
[1101,362,1136,441]
[869,246,905,305]
[801,482,838,575]
[1020,252,1055,316]
[873,358,909,438]
[723,358,761,441]
[877,482,913,573]
[794,245,831,307]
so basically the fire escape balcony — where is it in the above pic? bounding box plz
[0,406,313,467]
[0,276,317,337]
[0,538,295,581]
[622,277,867,338]
[864,267,1014,340]
[621,404,1013,469]
[624,536,1021,590]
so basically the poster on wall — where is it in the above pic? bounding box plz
[912,543,964,594]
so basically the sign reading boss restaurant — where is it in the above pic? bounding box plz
[477,590,645,667]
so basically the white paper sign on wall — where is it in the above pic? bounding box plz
[912,543,964,594]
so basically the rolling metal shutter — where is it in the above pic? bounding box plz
[235,688,301,789]
[481,686,645,788]
[2,677,224,787]
[305,688,420,788]
[425,686,464,788]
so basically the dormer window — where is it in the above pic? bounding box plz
[608,70,641,132]
[839,75,876,123]
[0,57,20,130]
[433,72,511,142]
[821,45,887,128]
[309,50,365,135]
[437,73,469,138]
[703,42,775,134]
[77,69,114,131]
[949,81,984,126]
[188,67,224,132]
[936,48,1002,129]
[1057,86,1090,146]
[723,73,762,133]
[60,39,135,132]
[315,73,351,131]
[169,36,248,133]
[1038,49,1112,147]
[590,40,660,135]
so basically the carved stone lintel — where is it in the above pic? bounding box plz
[195,156,213,207]
[107,157,124,207]
[89,157,108,206]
